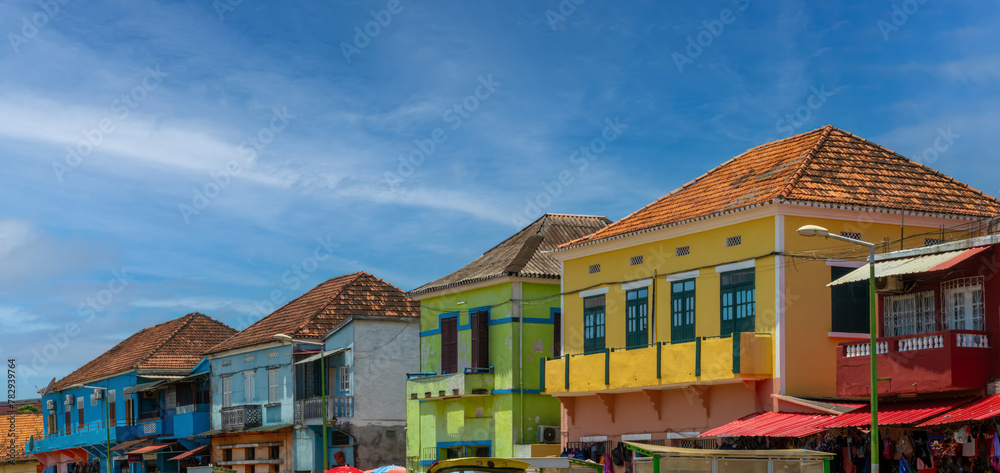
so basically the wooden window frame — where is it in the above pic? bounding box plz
[583,295,606,354]
[671,279,696,342]
[720,269,755,337]
[625,288,649,349]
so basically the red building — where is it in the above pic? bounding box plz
[833,233,1000,399]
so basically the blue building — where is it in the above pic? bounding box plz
[28,313,235,473]
[203,272,418,473]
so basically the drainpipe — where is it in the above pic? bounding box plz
[513,281,524,446]
[651,270,657,344]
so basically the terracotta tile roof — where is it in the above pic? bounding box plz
[562,125,1000,249]
[0,413,43,462]
[206,272,419,354]
[52,313,236,391]
[409,214,612,296]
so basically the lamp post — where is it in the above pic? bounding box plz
[274,334,328,471]
[70,384,111,473]
[797,225,878,473]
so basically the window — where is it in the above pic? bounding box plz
[222,376,232,408]
[90,393,98,407]
[76,397,84,427]
[65,405,72,434]
[165,387,176,409]
[943,277,984,331]
[47,411,56,435]
[244,371,255,404]
[470,310,490,370]
[267,368,279,403]
[831,267,870,333]
[625,288,649,349]
[108,390,116,427]
[884,291,935,336]
[583,295,606,354]
[553,310,561,357]
[270,446,280,459]
[441,317,458,374]
[671,279,696,342]
[338,366,350,394]
[720,269,755,336]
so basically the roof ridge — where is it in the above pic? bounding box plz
[136,312,199,368]
[286,272,368,339]
[776,124,835,199]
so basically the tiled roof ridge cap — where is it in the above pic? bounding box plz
[286,272,369,339]
[559,126,832,249]
[776,124,835,199]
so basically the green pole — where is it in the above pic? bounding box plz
[869,246,879,473]
[105,388,111,473]
[321,350,329,471]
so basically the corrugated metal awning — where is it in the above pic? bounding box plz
[816,397,975,428]
[167,445,210,461]
[121,381,165,394]
[700,412,832,438]
[828,247,990,286]
[294,347,349,365]
[129,442,177,455]
[917,395,1000,426]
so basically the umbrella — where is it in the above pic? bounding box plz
[326,467,363,473]
[364,466,405,473]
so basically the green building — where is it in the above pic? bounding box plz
[405,214,610,470]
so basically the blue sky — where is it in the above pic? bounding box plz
[1,0,998,394]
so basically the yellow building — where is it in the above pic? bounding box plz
[543,125,1000,446]
[1,412,43,473]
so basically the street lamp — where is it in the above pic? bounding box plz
[69,384,112,473]
[797,225,878,473]
[274,334,328,471]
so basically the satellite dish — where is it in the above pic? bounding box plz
[28,435,34,452]
[41,378,56,396]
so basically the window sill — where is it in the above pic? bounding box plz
[828,331,870,339]
[264,402,281,408]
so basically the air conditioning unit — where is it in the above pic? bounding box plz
[93,390,103,400]
[874,276,904,292]
[46,400,55,410]
[141,391,157,400]
[538,425,560,444]
[64,395,74,405]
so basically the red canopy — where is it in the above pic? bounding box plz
[130,442,177,454]
[701,412,833,438]
[918,395,1000,426]
[818,398,974,428]
[168,445,210,461]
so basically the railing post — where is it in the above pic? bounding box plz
[732,332,742,374]
[564,355,570,390]
[656,342,662,379]
[539,358,546,392]
[695,338,702,377]
[605,349,611,386]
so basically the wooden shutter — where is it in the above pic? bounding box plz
[471,311,489,370]
[125,398,134,426]
[441,317,458,374]
[65,410,71,434]
[78,397,84,426]
[109,391,116,427]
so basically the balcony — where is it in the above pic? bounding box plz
[836,330,991,397]
[172,404,210,438]
[542,332,773,395]
[293,396,354,425]
[221,405,263,431]
[405,368,495,400]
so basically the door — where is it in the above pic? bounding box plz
[671,279,696,341]
[625,288,649,349]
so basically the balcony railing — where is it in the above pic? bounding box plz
[836,329,992,397]
[221,405,263,431]
[405,369,495,400]
[542,332,773,395]
[293,396,354,425]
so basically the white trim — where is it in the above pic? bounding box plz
[621,279,653,291]
[826,259,866,268]
[666,431,701,439]
[715,259,755,273]
[621,433,652,441]
[578,287,609,298]
[664,270,700,282]
[828,332,869,339]
[580,435,608,442]
[560,260,565,360]
[775,214,785,395]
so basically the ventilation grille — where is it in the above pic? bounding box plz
[725,236,742,247]
[267,351,279,359]
[244,355,254,363]
[841,232,862,240]
[588,264,601,274]
[925,238,944,246]
[630,255,644,266]
[676,246,690,257]
[222,360,232,367]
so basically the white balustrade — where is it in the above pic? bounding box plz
[897,334,944,352]
[956,333,990,348]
